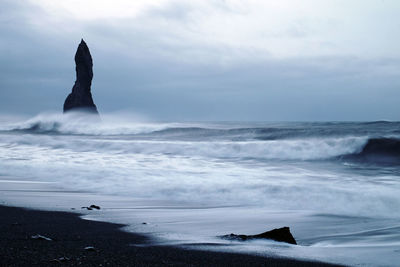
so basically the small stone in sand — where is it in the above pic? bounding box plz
[84,246,96,251]
[50,256,70,263]
[31,234,52,241]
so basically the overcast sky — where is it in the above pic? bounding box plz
[1,0,399,121]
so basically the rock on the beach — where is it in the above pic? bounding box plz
[31,234,52,241]
[50,256,70,263]
[63,39,98,114]
[81,204,101,210]
[222,226,297,245]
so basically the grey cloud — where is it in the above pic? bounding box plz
[0,0,399,120]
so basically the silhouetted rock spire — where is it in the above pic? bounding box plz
[63,39,98,114]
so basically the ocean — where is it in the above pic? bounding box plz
[1,112,399,266]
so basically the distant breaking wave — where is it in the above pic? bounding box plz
[0,113,170,136]
[2,114,400,138]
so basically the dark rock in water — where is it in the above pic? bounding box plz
[221,227,297,245]
[63,39,98,114]
[81,204,101,210]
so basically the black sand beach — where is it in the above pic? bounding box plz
[0,205,343,266]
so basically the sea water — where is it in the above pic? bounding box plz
[0,112,399,266]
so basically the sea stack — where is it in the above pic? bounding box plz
[63,39,98,114]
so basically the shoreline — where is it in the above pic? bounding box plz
[0,205,342,266]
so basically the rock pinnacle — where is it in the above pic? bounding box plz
[63,39,98,114]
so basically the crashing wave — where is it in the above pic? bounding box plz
[342,138,400,164]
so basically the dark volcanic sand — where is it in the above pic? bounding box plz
[0,205,343,266]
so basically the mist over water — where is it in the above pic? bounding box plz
[1,112,400,266]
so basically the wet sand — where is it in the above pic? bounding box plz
[0,205,343,266]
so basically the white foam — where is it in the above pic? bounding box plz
[0,134,398,218]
